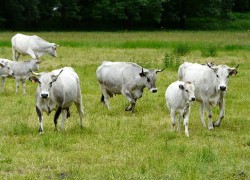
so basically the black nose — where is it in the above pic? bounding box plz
[152,89,157,93]
[191,97,196,101]
[41,94,48,99]
[220,86,226,91]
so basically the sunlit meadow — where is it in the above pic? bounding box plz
[0,31,249,179]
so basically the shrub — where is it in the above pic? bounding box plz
[163,52,182,69]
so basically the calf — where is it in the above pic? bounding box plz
[0,58,41,94]
[30,67,84,134]
[165,81,196,137]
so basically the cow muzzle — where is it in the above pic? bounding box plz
[219,86,227,91]
[150,88,158,93]
[41,93,49,99]
[190,97,196,101]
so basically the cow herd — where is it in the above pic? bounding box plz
[0,33,239,137]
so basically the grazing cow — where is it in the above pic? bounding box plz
[165,81,196,137]
[178,62,239,130]
[11,33,58,61]
[29,67,84,134]
[0,58,41,94]
[0,59,14,78]
[96,61,164,113]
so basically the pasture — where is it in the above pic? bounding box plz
[0,31,249,179]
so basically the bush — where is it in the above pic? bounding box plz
[163,52,182,69]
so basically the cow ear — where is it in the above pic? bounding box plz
[36,60,42,64]
[0,63,5,68]
[139,68,146,77]
[29,76,40,83]
[229,64,239,76]
[179,84,184,90]
[228,68,238,76]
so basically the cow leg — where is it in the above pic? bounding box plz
[177,114,182,133]
[60,109,67,130]
[75,101,84,128]
[170,109,176,131]
[122,90,136,112]
[199,102,206,127]
[54,107,62,131]
[66,107,70,118]
[22,80,26,94]
[101,88,111,109]
[1,77,6,92]
[36,106,43,134]
[12,48,16,61]
[203,101,214,130]
[15,77,20,93]
[183,107,190,137]
[214,99,225,127]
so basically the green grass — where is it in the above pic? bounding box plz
[0,31,249,179]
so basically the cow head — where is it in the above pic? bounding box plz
[29,69,63,99]
[48,43,59,57]
[179,82,196,102]
[139,68,164,93]
[0,61,14,77]
[208,64,239,91]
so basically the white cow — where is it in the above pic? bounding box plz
[96,61,163,113]
[0,58,41,94]
[165,81,196,137]
[0,60,14,78]
[29,67,84,134]
[11,33,58,61]
[178,62,238,130]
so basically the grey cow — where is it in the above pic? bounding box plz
[178,62,239,130]
[0,60,14,78]
[0,58,41,94]
[11,33,58,61]
[96,61,163,113]
[30,67,84,134]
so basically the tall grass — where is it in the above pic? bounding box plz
[0,31,249,179]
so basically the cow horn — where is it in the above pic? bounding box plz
[53,69,63,78]
[30,69,41,76]
[207,63,212,68]
[156,69,164,73]
[235,64,239,69]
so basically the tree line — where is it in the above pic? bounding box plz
[0,0,250,30]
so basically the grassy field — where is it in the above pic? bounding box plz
[0,31,249,179]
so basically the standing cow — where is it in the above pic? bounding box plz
[0,60,14,79]
[0,58,41,94]
[96,61,164,113]
[11,33,58,61]
[165,81,196,137]
[29,67,84,134]
[178,62,239,130]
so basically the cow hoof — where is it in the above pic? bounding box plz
[213,121,220,127]
[208,126,214,130]
[125,108,132,111]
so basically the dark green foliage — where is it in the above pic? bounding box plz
[0,0,250,30]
